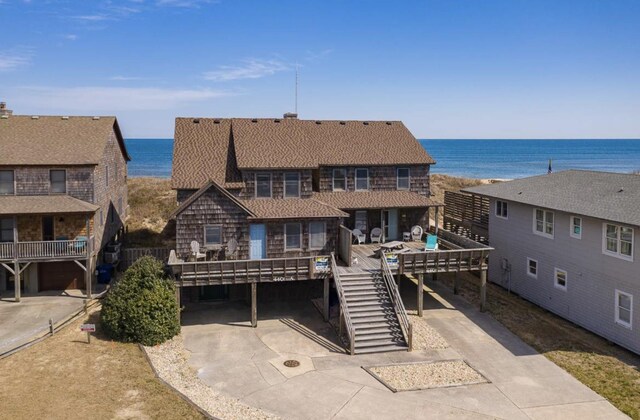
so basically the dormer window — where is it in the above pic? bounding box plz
[255,173,272,198]
[355,168,369,191]
[50,170,66,194]
[333,168,346,191]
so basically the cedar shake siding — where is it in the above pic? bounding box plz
[264,219,339,259]
[10,166,95,201]
[318,165,430,195]
[238,170,314,199]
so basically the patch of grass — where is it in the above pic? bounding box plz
[444,272,640,419]
[0,306,205,420]
[429,174,484,206]
[126,178,177,248]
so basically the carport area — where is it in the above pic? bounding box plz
[179,278,625,419]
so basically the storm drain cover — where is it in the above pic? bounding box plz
[283,359,300,368]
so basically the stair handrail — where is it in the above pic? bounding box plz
[380,254,413,351]
[330,253,356,355]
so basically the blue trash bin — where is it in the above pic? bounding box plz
[97,263,114,284]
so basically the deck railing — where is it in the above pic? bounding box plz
[0,239,90,261]
[338,225,353,267]
[331,253,356,355]
[169,255,329,286]
[398,248,491,274]
[381,255,412,351]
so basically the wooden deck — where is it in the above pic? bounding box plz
[337,242,424,274]
[0,239,90,262]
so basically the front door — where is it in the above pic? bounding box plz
[249,224,267,260]
[42,216,54,241]
[382,209,399,241]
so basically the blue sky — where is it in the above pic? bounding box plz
[1,0,639,138]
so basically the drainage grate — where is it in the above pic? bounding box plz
[283,360,300,368]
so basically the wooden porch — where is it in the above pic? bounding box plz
[0,239,90,262]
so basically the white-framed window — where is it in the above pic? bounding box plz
[284,172,300,198]
[355,210,368,233]
[0,217,14,242]
[355,168,369,191]
[204,225,222,246]
[50,169,66,194]
[554,268,567,291]
[255,173,272,198]
[615,290,633,329]
[533,208,554,238]
[526,257,538,278]
[284,223,302,250]
[332,168,346,191]
[0,170,15,195]
[397,168,410,190]
[570,216,582,239]
[603,223,634,261]
[496,200,508,219]
[309,221,326,250]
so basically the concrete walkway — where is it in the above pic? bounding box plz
[0,290,91,355]
[181,282,627,420]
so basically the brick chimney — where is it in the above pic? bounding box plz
[0,102,13,116]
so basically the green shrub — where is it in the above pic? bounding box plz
[101,256,179,346]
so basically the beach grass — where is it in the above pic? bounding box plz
[126,177,177,248]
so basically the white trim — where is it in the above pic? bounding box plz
[284,172,301,198]
[526,257,538,279]
[284,222,302,251]
[332,168,346,192]
[554,267,567,291]
[495,200,508,220]
[203,225,223,246]
[308,221,326,250]
[602,223,634,262]
[569,215,582,239]
[615,289,633,329]
[0,169,16,195]
[396,167,410,190]
[532,208,554,239]
[255,172,272,198]
[355,168,369,191]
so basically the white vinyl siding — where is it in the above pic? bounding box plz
[332,168,346,191]
[554,268,567,291]
[397,168,410,190]
[255,173,272,198]
[527,257,538,278]
[284,172,301,198]
[615,290,633,329]
[0,170,14,195]
[603,223,634,261]
[204,225,222,246]
[355,168,369,191]
[309,221,326,250]
[50,169,66,194]
[284,223,302,250]
[570,216,582,239]
[496,200,508,219]
[533,208,554,238]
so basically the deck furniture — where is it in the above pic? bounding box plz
[370,227,382,243]
[425,234,438,251]
[402,231,411,241]
[411,225,423,241]
[352,229,366,244]
[190,241,206,261]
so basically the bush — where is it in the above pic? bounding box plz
[101,256,179,346]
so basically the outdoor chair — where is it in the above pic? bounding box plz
[411,225,423,241]
[370,227,382,244]
[190,241,206,260]
[352,229,366,244]
[425,234,438,251]
[73,236,88,251]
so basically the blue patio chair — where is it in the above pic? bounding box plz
[425,234,438,251]
[73,236,88,251]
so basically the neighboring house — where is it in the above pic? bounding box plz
[464,170,639,354]
[170,116,440,262]
[0,108,130,300]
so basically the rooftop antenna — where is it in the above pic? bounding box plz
[295,63,299,115]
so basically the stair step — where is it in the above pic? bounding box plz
[354,344,409,354]
[340,280,376,286]
[347,299,391,306]
[349,305,393,313]
[353,326,401,335]
[344,290,384,297]
[355,338,405,348]
[351,316,393,324]
[350,310,393,318]
[354,332,398,341]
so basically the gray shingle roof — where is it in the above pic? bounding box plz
[463,170,640,227]
[313,191,443,210]
[0,195,99,215]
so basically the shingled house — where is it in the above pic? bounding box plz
[0,108,130,301]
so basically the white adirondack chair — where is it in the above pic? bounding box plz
[352,229,366,244]
[411,225,423,242]
[370,227,383,244]
[190,241,206,261]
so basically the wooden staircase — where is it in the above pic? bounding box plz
[339,271,409,354]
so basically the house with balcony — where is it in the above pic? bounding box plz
[0,104,130,301]
[169,115,492,354]
[464,170,640,354]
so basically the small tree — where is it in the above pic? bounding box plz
[101,256,179,346]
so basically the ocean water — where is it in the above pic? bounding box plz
[124,139,640,180]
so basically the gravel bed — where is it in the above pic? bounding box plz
[144,336,279,420]
[408,313,449,350]
[368,360,487,391]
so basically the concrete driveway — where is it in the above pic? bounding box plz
[181,282,626,420]
[0,291,89,355]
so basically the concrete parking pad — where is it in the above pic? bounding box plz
[180,281,627,419]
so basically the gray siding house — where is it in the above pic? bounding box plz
[465,170,639,354]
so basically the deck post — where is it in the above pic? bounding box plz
[453,271,460,295]
[175,286,181,324]
[85,216,92,299]
[14,261,20,303]
[251,282,257,327]
[480,269,487,312]
[434,206,440,236]
[417,273,424,317]
[323,276,330,322]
